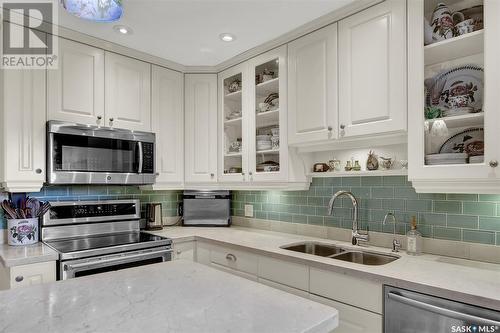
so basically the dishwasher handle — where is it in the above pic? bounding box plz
[388,292,500,327]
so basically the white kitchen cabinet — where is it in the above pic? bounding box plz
[172,241,195,261]
[0,261,56,290]
[151,65,184,189]
[408,0,500,193]
[288,23,338,145]
[258,256,308,291]
[210,245,259,276]
[47,38,105,126]
[0,56,46,192]
[105,52,151,131]
[184,74,218,184]
[338,0,406,138]
[218,63,248,183]
[310,294,383,333]
[309,267,383,314]
[219,46,305,187]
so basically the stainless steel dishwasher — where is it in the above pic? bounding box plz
[384,286,500,333]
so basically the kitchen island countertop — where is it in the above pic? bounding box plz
[0,260,338,333]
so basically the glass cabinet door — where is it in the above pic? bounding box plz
[219,65,247,182]
[408,0,500,191]
[249,46,287,182]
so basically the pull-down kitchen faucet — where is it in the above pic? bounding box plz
[327,191,369,245]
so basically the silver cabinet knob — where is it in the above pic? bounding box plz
[210,173,215,177]
[97,116,102,120]
[109,118,114,122]
[490,160,498,168]
[340,124,345,130]
[155,172,160,177]
[226,253,237,262]
[328,126,332,131]
[176,250,182,255]
[15,276,23,282]
[249,172,253,176]
[35,168,42,174]
[241,172,245,176]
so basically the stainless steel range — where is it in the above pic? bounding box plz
[41,199,172,280]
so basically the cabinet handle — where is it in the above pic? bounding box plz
[241,172,245,176]
[155,173,160,177]
[97,116,102,120]
[210,173,215,177]
[176,250,182,255]
[490,160,499,168]
[15,276,23,282]
[35,168,42,174]
[109,118,114,122]
[340,124,345,130]
[328,126,332,131]
[249,172,253,176]
[226,253,237,262]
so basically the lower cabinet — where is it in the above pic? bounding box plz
[309,294,383,333]
[0,261,56,290]
[172,241,195,261]
[194,241,384,333]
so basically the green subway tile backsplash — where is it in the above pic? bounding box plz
[232,176,500,246]
[0,186,182,224]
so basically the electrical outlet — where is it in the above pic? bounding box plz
[244,204,254,217]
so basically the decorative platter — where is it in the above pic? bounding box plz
[425,65,484,115]
[439,127,484,155]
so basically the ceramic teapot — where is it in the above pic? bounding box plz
[431,2,454,41]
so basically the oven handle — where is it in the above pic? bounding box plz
[137,142,143,174]
[387,292,500,326]
[64,248,171,272]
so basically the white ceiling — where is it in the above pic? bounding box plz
[58,0,355,66]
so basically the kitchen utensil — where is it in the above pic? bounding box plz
[439,128,484,154]
[145,203,163,231]
[425,65,483,114]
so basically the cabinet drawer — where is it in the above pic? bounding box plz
[310,267,382,314]
[10,262,56,289]
[210,245,258,276]
[173,241,195,261]
[258,256,309,291]
[310,295,382,333]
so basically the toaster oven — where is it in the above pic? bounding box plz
[182,190,231,226]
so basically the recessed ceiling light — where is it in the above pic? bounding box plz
[219,33,235,42]
[114,25,133,35]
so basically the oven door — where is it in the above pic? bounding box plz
[59,247,171,280]
[47,121,155,185]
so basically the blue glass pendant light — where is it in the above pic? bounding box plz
[61,0,123,22]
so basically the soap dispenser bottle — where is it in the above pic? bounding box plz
[406,216,422,256]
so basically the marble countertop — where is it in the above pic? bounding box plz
[0,243,58,267]
[149,226,500,311]
[0,260,338,333]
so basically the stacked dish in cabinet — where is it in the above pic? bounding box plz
[255,59,280,173]
[223,73,243,174]
[423,0,484,166]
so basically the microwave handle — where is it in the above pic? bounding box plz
[137,142,143,174]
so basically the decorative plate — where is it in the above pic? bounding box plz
[425,65,484,114]
[439,127,484,154]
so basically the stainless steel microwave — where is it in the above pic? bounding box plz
[47,121,155,185]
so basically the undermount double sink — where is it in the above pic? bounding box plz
[281,242,399,266]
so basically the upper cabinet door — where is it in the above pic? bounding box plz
[338,0,406,138]
[47,38,104,125]
[184,74,218,184]
[151,66,184,188]
[105,52,151,131]
[218,64,249,183]
[2,60,46,192]
[288,23,338,145]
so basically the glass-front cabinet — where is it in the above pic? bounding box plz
[408,0,500,193]
[218,46,287,183]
